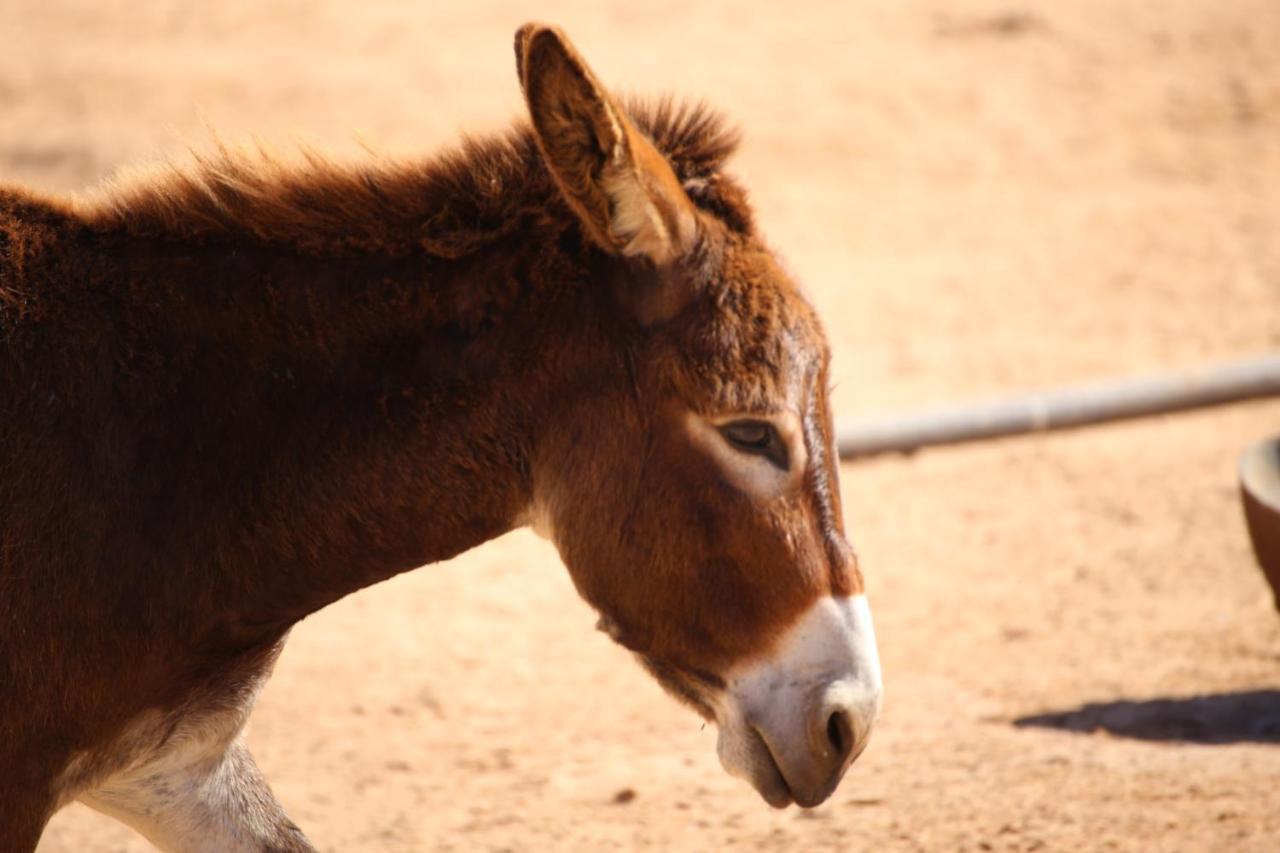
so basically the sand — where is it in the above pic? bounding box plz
[6,1,1279,850]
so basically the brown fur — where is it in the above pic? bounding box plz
[71,99,742,257]
[0,24,858,849]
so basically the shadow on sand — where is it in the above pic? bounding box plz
[1014,690,1280,744]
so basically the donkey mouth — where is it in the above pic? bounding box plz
[718,723,795,808]
[747,728,797,808]
[717,695,871,809]
[750,724,849,809]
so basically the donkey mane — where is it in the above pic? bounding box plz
[72,98,748,258]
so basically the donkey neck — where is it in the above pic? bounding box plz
[64,205,620,638]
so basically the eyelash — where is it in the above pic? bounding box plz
[718,420,789,470]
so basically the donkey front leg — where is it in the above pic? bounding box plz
[80,737,314,853]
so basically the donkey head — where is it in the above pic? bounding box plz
[516,24,882,808]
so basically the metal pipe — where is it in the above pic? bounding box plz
[837,351,1280,460]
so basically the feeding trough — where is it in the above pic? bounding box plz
[1240,436,1280,611]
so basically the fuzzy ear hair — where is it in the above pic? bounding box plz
[515,23,697,267]
[513,23,540,95]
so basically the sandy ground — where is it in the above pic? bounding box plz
[6,1,1280,850]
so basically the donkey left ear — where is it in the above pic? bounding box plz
[515,24,698,269]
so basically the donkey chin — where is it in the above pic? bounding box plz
[711,595,884,808]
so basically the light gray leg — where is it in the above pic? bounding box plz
[81,737,315,853]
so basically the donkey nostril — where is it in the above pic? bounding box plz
[826,708,854,761]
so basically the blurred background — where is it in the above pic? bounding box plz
[8,1,1278,850]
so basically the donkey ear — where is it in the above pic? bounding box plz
[515,24,697,267]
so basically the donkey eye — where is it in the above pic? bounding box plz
[719,420,788,470]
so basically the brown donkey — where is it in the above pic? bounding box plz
[0,24,882,851]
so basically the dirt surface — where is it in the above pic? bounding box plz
[8,1,1280,850]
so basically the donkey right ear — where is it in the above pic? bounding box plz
[515,24,697,268]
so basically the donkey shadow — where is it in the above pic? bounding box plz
[1014,690,1280,744]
